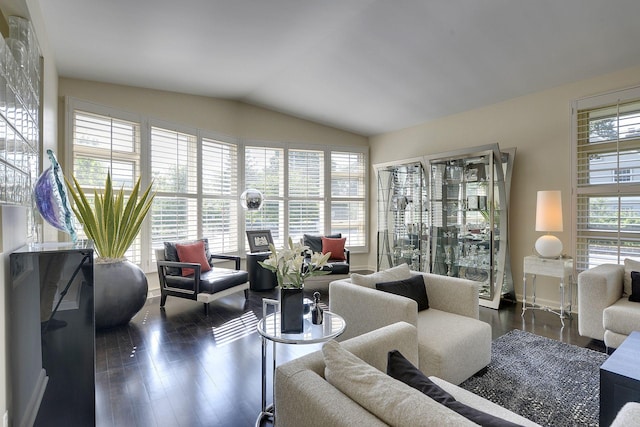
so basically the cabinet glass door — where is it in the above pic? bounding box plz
[376,162,427,272]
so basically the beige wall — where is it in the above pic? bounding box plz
[58,78,368,148]
[370,64,640,308]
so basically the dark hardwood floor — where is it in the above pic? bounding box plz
[95,288,606,427]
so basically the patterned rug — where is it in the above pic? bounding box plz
[460,329,608,426]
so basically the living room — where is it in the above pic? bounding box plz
[2,1,640,426]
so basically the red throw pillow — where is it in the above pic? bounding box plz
[321,237,347,261]
[175,240,211,276]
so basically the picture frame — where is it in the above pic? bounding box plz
[246,230,274,253]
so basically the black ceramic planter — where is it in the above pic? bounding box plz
[94,260,148,329]
[280,287,304,333]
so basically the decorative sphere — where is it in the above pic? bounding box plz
[240,188,264,210]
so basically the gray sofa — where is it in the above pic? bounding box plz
[328,266,491,385]
[577,262,640,349]
[275,322,538,426]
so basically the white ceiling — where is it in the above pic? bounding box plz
[36,0,640,136]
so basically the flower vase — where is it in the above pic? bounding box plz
[280,286,304,333]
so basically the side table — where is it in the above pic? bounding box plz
[255,301,345,426]
[521,255,573,326]
[247,252,277,291]
[600,331,640,426]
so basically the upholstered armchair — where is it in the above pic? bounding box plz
[578,260,640,349]
[155,238,249,314]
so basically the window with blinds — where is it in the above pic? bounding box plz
[150,126,198,250]
[331,151,366,246]
[289,149,324,241]
[573,87,640,271]
[71,109,143,262]
[202,137,239,253]
[244,146,285,246]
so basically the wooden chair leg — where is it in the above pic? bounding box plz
[244,289,249,299]
[204,302,210,315]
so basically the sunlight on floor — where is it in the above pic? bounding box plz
[212,311,259,346]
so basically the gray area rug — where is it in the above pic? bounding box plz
[460,329,608,427]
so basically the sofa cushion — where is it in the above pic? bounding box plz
[351,263,411,289]
[322,237,346,261]
[303,233,341,253]
[416,309,492,385]
[623,258,640,296]
[603,298,640,335]
[376,275,429,311]
[319,261,350,275]
[387,350,521,427]
[176,240,212,276]
[322,340,475,426]
[630,271,640,303]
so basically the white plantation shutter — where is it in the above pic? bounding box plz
[71,109,143,263]
[202,137,239,253]
[331,151,366,247]
[573,86,640,272]
[244,146,285,247]
[289,149,324,241]
[150,126,198,250]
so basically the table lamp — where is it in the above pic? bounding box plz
[535,190,563,258]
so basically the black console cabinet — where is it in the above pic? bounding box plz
[9,243,94,427]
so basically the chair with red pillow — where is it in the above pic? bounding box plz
[155,238,249,314]
[302,234,350,290]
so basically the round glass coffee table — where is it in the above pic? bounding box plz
[255,307,345,426]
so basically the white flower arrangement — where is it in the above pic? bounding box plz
[258,237,332,289]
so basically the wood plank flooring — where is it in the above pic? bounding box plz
[95,287,605,427]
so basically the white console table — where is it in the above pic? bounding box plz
[521,255,573,326]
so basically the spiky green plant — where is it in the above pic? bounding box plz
[65,173,155,260]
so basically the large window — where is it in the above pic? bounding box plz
[67,98,368,271]
[573,87,640,271]
[244,146,367,249]
[70,107,143,262]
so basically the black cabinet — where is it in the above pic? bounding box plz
[9,243,94,427]
[247,252,277,291]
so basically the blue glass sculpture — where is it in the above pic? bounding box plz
[33,149,77,241]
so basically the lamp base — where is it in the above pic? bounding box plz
[535,234,563,258]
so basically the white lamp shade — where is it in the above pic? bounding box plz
[535,190,563,232]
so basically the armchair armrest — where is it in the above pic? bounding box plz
[343,248,350,264]
[329,280,418,341]
[578,263,624,341]
[156,260,202,294]
[417,273,479,319]
[209,254,241,270]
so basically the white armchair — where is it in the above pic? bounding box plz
[578,263,640,349]
[329,270,491,385]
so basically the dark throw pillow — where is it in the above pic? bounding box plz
[630,271,640,303]
[376,275,429,311]
[387,350,523,427]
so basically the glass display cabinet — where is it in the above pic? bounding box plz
[425,144,515,309]
[375,160,428,272]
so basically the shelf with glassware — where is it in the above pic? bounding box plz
[425,144,514,309]
[375,160,428,273]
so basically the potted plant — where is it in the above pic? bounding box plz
[259,237,331,332]
[66,172,155,329]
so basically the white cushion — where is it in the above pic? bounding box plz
[350,263,412,289]
[623,258,640,296]
[322,340,475,426]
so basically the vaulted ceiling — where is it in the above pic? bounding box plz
[36,0,640,136]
